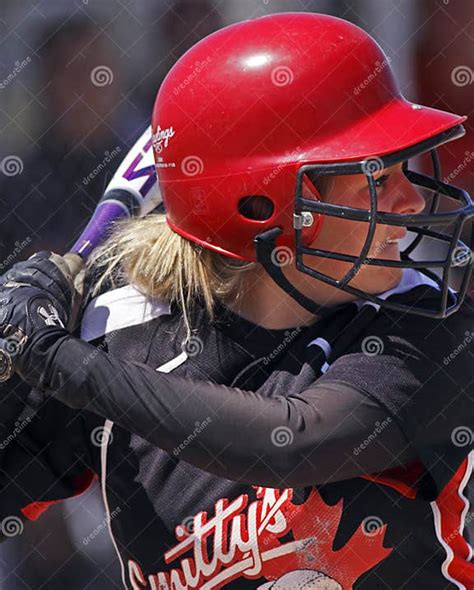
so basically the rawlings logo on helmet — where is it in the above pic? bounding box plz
[152,125,175,153]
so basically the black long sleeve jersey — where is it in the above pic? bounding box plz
[1,269,473,589]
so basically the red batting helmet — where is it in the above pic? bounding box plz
[152,12,473,318]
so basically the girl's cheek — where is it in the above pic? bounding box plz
[350,191,371,210]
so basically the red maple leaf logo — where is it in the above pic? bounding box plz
[254,487,392,589]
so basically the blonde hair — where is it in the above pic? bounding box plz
[87,214,256,338]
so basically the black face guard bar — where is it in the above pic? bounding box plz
[255,125,474,319]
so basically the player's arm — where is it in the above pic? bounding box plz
[0,380,98,529]
[2,256,471,491]
[15,326,424,488]
[0,391,97,520]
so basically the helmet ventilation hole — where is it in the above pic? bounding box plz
[238,196,274,221]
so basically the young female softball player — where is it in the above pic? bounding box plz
[0,12,472,590]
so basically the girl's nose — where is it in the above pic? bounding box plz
[389,173,426,216]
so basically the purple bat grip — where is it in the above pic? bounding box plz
[70,199,131,259]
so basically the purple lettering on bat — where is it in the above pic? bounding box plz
[123,140,157,197]
[69,134,158,259]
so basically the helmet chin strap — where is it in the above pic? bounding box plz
[254,228,340,317]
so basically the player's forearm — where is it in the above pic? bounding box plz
[18,328,417,487]
[0,390,95,523]
[0,376,31,444]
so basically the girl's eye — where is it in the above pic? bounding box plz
[374,174,390,188]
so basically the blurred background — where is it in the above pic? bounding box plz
[0,0,472,588]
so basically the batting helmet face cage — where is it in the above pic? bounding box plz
[152,12,473,318]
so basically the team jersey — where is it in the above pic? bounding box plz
[0,269,472,589]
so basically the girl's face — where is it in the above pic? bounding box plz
[285,163,426,306]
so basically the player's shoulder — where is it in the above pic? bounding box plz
[360,270,473,369]
[78,269,172,342]
[373,270,473,334]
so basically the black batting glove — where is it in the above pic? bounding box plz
[0,252,75,382]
